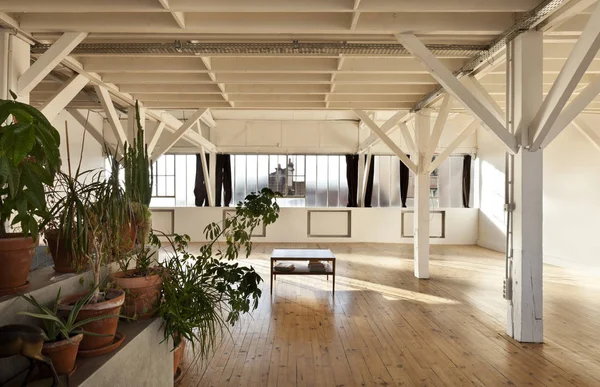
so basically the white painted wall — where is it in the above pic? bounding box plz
[543,115,600,268]
[476,114,600,268]
[150,207,478,245]
[476,127,507,252]
[53,109,105,177]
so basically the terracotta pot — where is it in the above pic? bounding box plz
[45,229,76,273]
[173,338,186,375]
[57,289,125,352]
[42,334,83,375]
[0,235,37,294]
[112,269,162,319]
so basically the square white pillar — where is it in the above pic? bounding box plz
[414,110,431,279]
[507,31,544,343]
[0,32,30,103]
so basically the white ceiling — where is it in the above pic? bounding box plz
[3,0,599,116]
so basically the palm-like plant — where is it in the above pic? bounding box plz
[19,287,117,342]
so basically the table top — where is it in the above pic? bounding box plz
[271,249,335,260]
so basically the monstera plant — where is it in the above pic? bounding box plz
[0,92,61,295]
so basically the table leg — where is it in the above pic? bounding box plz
[332,259,336,297]
[270,259,273,295]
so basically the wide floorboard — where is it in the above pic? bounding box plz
[178,243,600,387]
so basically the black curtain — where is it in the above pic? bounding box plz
[345,154,359,207]
[399,155,410,208]
[364,155,375,207]
[462,154,472,208]
[194,153,209,207]
[215,154,233,207]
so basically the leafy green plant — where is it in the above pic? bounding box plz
[123,101,152,208]
[157,188,280,355]
[19,287,117,342]
[0,93,61,239]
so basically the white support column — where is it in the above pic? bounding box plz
[1,31,30,102]
[360,149,372,207]
[17,32,87,95]
[507,31,544,343]
[200,146,215,207]
[40,74,88,121]
[209,151,217,207]
[413,110,430,279]
[357,153,365,206]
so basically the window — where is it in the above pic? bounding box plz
[151,154,176,198]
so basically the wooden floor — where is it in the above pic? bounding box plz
[178,244,600,387]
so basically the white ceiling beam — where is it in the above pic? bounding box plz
[423,94,451,170]
[428,120,479,173]
[354,109,417,173]
[537,75,600,149]
[350,0,362,30]
[400,122,417,155]
[158,0,186,29]
[18,32,87,95]
[67,109,116,154]
[0,0,541,13]
[40,74,89,121]
[397,33,518,154]
[200,56,233,107]
[358,110,409,151]
[529,2,600,151]
[147,121,166,158]
[151,108,209,161]
[461,75,505,124]
[573,118,600,152]
[94,85,127,149]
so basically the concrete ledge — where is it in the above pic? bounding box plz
[4,318,173,387]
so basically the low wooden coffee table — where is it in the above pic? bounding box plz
[270,249,336,296]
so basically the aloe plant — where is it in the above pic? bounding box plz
[0,93,61,239]
[19,287,117,342]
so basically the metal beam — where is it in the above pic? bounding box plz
[536,75,600,149]
[397,33,518,154]
[355,109,417,173]
[40,74,88,121]
[529,1,600,151]
[18,32,87,95]
[94,85,127,148]
[428,120,478,173]
[151,108,209,161]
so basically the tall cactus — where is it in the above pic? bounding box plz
[124,100,152,207]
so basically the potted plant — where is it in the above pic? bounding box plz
[0,94,61,295]
[19,287,118,375]
[157,188,280,381]
[111,101,160,319]
[56,162,130,355]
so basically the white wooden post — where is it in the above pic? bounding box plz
[507,31,544,343]
[1,32,30,102]
[209,151,217,207]
[414,110,430,279]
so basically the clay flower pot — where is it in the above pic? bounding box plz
[58,289,125,352]
[45,229,77,274]
[112,269,162,319]
[0,235,37,295]
[42,334,83,375]
[173,338,186,375]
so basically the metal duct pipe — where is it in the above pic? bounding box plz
[413,0,569,110]
[31,42,487,57]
